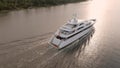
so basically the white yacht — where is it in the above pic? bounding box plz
[49,16,96,49]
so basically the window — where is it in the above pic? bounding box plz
[56,36,63,39]
[61,30,74,35]
[61,30,69,35]
[77,26,84,30]
[73,25,77,28]
[66,24,77,28]
[79,23,84,26]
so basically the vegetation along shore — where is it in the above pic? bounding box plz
[0,0,86,11]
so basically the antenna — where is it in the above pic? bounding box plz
[71,13,78,23]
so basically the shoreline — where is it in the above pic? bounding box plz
[0,0,87,12]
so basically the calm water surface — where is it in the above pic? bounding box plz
[0,0,120,68]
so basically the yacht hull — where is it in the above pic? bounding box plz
[49,26,94,49]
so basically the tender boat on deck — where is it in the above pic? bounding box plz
[49,16,96,49]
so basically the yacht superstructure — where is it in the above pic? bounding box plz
[49,17,96,49]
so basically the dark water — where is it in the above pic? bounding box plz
[0,0,120,68]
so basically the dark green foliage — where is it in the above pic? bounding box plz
[0,0,86,10]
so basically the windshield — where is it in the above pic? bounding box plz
[66,24,77,28]
[61,30,74,35]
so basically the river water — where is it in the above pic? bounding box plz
[0,0,120,68]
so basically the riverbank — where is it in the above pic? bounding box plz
[0,0,86,11]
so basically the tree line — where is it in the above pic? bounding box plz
[0,0,86,10]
